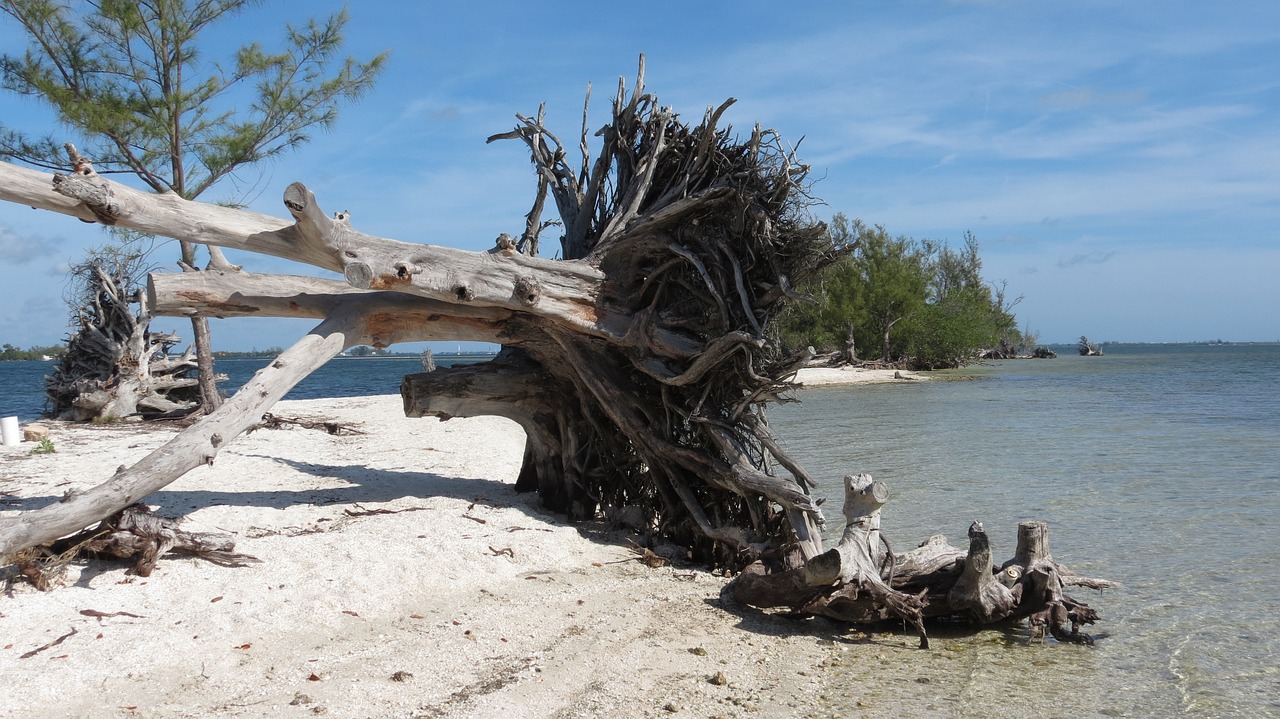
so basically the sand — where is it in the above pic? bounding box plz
[789,366,926,387]
[0,369,931,718]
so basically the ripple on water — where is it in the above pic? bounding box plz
[769,346,1280,718]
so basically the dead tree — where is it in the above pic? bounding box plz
[0,62,837,568]
[0,63,1113,644]
[45,246,205,420]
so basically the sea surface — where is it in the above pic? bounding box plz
[0,354,491,422]
[2,344,1277,717]
[769,343,1280,718]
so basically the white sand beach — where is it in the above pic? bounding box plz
[790,366,925,386]
[1,370,937,718]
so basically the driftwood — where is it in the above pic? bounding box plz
[728,474,930,646]
[0,62,836,573]
[13,504,257,589]
[727,474,1116,646]
[256,413,365,435]
[45,254,206,420]
[0,59,1114,651]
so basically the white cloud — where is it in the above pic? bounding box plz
[0,223,62,263]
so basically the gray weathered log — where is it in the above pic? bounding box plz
[728,474,929,646]
[946,521,1016,622]
[802,473,888,586]
[0,162,606,328]
[726,479,1116,647]
[148,270,511,345]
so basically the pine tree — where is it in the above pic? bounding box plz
[1,0,385,415]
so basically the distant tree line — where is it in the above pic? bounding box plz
[776,214,1033,370]
[213,348,286,358]
[0,343,64,361]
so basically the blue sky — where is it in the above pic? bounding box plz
[2,0,1278,351]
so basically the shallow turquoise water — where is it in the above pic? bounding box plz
[768,345,1280,718]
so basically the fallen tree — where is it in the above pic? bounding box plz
[45,243,206,420]
[0,61,1113,644]
[0,61,833,567]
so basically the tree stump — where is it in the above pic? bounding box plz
[726,476,1116,647]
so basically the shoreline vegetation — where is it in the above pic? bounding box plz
[2,370,930,718]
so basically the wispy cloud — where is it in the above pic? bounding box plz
[0,223,62,264]
[1056,251,1117,268]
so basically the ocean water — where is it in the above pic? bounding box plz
[0,355,490,422]
[2,344,1277,716]
[768,344,1280,718]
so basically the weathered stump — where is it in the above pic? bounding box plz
[727,476,1116,647]
[729,474,929,647]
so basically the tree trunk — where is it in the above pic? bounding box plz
[843,325,857,364]
[177,239,224,415]
[190,315,222,413]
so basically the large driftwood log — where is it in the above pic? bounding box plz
[727,475,1116,646]
[728,474,928,646]
[1,61,1115,643]
[0,62,836,572]
[1,160,606,333]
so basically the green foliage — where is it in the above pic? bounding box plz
[31,437,55,454]
[1,0,386,413]
[0,1,386,201]
[777,214,929,362]
[777,216,1022,369]
[0,343,64,360]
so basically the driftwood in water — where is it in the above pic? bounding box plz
[727,475,1116,646]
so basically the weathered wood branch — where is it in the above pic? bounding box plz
[279,183,606,333]
[402,349,573,505]
[148,270,512,346]
[78,505,257,577]
[0,161,607,327]
[3,309,357,556]
[947,521,1016,622]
